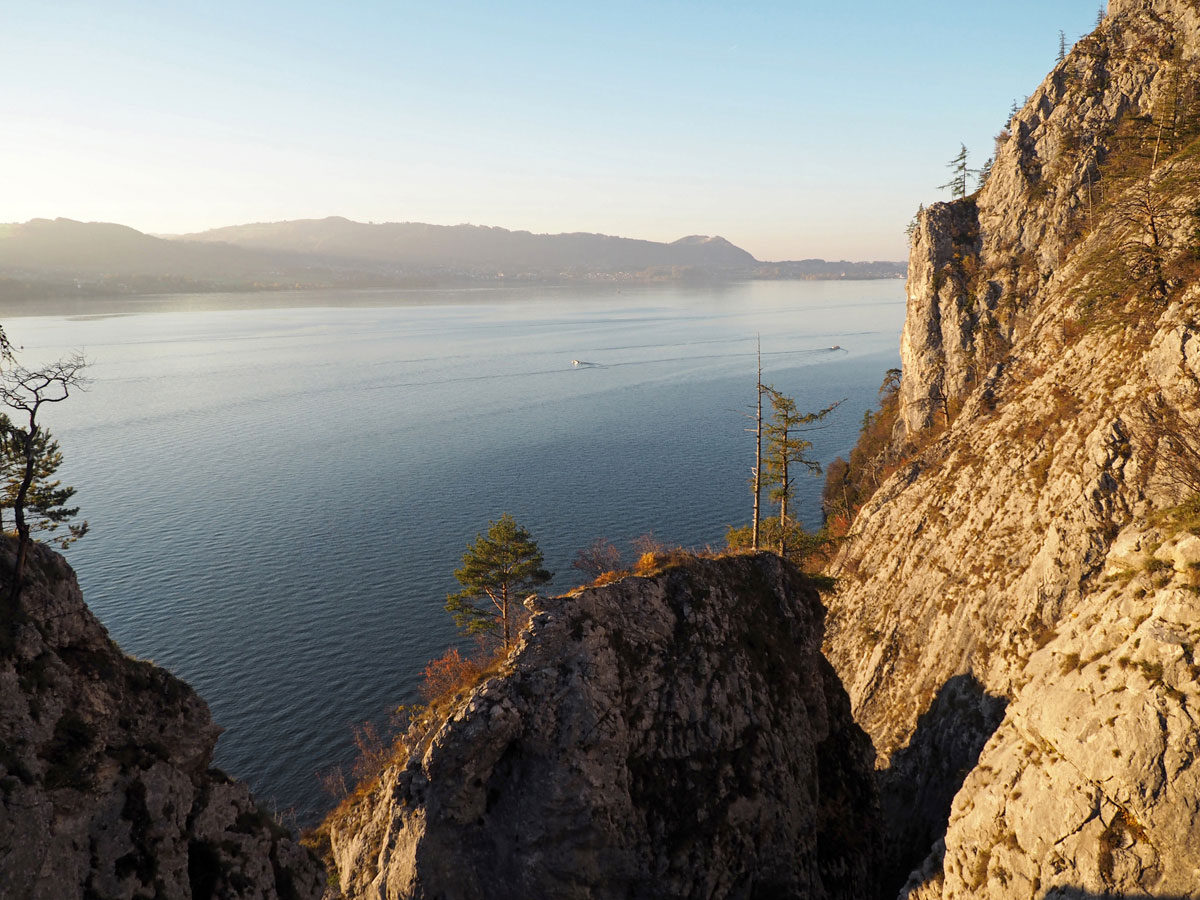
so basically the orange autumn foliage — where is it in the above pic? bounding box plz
[419,647,485,703]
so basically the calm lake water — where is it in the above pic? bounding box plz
[2,279,905,824]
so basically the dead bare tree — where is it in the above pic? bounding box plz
[1117,179,1175,302]
[1133,395,1200,501]
[734,337,769,551]
[909,384,952,429]
[571,537,623,578]
[1,354,89,602]
[752,337,765,550]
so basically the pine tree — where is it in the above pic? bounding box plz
[446,514,552,650]
[571,537,622,578]
[0,354,89,602]
[763,392,840,555]
[940,144,970,199]
[0,416,87,546]
[977,157,994,191]
[906,204,925,242]
[1057,30,1067,63]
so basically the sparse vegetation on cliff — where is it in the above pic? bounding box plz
[821,367,904,529]
[729,364,844,563]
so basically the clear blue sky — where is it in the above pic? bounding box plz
[2,0,1101,260]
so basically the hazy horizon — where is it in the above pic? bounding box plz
[4,1,1101,261]
[9,213,912,264]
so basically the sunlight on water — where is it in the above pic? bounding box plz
[4,279,905,822]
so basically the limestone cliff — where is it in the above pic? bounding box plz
[900,0,1200,436]
[827,0,1200,896]
[325,554,879,900]
[0,539,324,900]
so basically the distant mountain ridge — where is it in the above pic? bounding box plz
[0,217,286,277]
[0,216,905,299]
[177,216,758,271]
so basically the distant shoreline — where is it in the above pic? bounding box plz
[0,277,908,320]
[0,270,906,307]
[0,217,906,306]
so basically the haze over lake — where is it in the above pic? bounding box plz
[4,279,904,822]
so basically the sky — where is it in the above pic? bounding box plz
[3,1,1103,261]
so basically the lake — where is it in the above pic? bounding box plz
[2,279,905,824]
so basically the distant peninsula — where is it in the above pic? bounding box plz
[0,216,905,300]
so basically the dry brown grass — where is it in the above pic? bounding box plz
[589,569,630,587]
[313,638,511,846]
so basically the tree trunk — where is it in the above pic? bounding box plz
[9,426,36,604]
[752,413,762,550]
[501,584,510,650]
[779,454,790,556]
[752,339,764,551]
[752,365,763,550]
[1146,207,1168,300]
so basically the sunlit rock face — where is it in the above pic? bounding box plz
[0,539,323,900]
[899,0,1200,443]
[327,554,880,900]
[827,0,1200,895]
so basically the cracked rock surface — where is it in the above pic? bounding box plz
[826,1,1200,895]
[0,539,324,900]
[326,554,879,900]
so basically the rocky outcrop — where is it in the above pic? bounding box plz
[899,200,982,434]
[0,539,323,900]
[900,0,1200,442]
[326,554,879,900]
[904,539,1200,899]
[827,1,1200,897]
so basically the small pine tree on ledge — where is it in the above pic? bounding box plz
[446,514,552,651]
[0,418,87,546]
[940,144,970,199]
[0,354,89,603]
